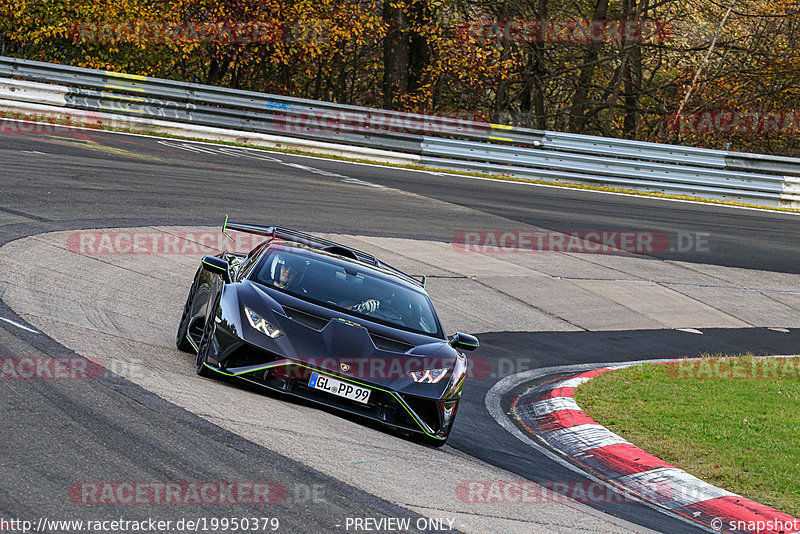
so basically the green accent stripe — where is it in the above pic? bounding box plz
[204,361,285,377]
[203,361,444,439]
[222,214,234,243]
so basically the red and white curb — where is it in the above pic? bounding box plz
[508,364,798,534]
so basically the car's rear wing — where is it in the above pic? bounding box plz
[223,219,426,289]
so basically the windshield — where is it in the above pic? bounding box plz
[253,249,442,337]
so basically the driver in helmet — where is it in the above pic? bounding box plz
[272,254,305,290]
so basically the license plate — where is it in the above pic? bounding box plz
[308,372,371,404]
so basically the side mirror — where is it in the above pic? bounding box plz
[449,332,479,351]
[202,255,230,282]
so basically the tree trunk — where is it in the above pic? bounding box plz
[408,0,430,96]
[568,0,609,133]
[383,1,410,110]
[622,0,643,138]
[492,1,516,124]
[532,0,548,129]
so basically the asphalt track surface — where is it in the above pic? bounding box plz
[2,123,800,533]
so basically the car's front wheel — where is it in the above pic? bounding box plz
[195,298,228,381]
[418,434,448,448]
[416,403,458,448]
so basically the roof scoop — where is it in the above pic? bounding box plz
[322,245,359,260]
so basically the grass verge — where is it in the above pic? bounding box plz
[2,110,799,214]
[574,355,800,516]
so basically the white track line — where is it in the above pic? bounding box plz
[0,316,40,334]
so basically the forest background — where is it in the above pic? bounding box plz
[1,0,798,154]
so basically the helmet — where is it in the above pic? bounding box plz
[272,253,307,289]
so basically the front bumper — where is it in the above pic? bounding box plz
[205,343,460,441]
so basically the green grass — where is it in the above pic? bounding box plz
[3,109,800,214]
[574,355,800,516]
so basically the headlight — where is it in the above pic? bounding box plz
[244,307,283,339]
[410,368,449,384]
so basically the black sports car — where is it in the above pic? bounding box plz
[176,223,479,446]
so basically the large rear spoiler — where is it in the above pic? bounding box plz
[222,218,426,289]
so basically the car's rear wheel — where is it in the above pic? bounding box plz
[176,272,199,353]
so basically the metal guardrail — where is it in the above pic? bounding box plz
[1,56,799,208]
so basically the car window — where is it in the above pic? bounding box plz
[237,239,270,279]
[252,249,442,336]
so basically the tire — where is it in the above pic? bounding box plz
[195,297,228,381]
[176,273,199,353]
[416,403,458,448]
[418,434,448,448]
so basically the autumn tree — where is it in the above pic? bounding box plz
[3,0,800,154]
